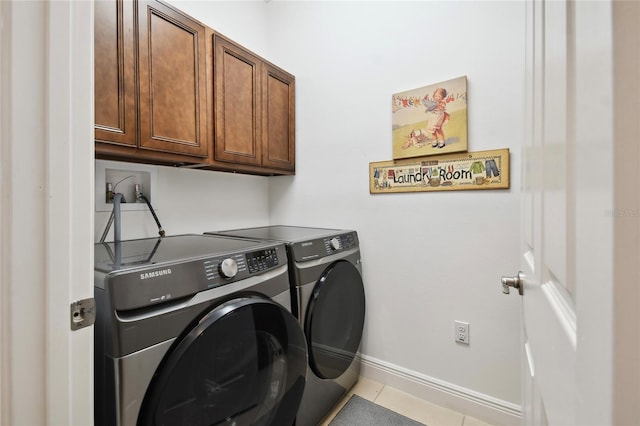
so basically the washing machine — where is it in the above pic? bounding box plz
[206,226,366,426]
[94,234,308,426]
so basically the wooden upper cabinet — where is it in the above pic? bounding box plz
[213,35,262,167]
[213,34,295,173]
[137,1,208,158]
[262,63,295,172]
[94,0,136,146]
[95,0,294,174]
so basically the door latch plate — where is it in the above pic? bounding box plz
[70,298,96,331]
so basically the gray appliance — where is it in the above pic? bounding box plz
[206,226,366,426]
[94,234,307,426]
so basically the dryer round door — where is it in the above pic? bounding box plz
[138,296,307,426]
[305,260,366,379]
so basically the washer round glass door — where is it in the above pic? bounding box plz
[138,296,307,426]
[305,260,366,379]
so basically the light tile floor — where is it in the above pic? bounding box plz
[319,377,494,426]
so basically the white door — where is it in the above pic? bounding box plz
[516,0,640,425]
[0,1,94,424]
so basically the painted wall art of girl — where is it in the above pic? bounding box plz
[422,87,450,148]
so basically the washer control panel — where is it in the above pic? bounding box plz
[107,245,285,311]
[204,254,246,284]
[246,247,279,273]
[204,247,280,288]
[292,231,359,262]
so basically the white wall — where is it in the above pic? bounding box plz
[94,164,272,240]
[174,0,269,56]
[97,1,524,422]
[265,0,524,415]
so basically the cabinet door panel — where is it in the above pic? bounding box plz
[94,0,136,146]
[262,65,295,171]
[214,35,262,167]
[138,0,208,157]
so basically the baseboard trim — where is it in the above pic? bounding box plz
[359,354,522,426]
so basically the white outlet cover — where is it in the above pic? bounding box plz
[454,320,470,344]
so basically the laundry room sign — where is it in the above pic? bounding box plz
[369,148,509,193]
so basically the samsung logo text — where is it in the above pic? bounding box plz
[140,269,172,280]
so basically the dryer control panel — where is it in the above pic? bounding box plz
[291,231,359,262]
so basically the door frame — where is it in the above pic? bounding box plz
[0,1,94,424]
[609,2,640,423]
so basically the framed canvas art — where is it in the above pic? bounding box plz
[392,76,468,160]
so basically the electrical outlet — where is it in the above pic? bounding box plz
[455,320,470,344]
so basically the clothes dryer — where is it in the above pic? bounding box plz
[207,226,366,426]
[94,234,307,426]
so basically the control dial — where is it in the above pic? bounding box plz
[219,258,238,278]
[329,237,341,251]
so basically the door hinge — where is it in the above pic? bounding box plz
[70,298,96,331]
